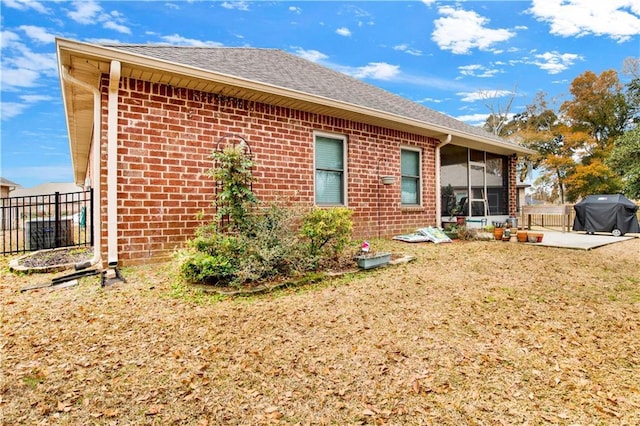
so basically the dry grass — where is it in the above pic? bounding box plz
[2,236,640,425]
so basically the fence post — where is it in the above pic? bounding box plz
[55,192,61,247]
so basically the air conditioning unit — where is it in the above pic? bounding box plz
[24,218,73,251]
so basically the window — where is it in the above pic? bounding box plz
[401,148,421,205]
[315,133,346,205]
[440,145,509,217]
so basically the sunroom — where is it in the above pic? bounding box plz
[440,144,514,229]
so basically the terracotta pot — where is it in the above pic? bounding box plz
[493,227,504,240]
[517,231,528,242]
[528,232,543,243]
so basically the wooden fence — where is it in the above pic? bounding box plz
[521,204,640,232]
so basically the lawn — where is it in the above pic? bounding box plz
[2,236,639,425]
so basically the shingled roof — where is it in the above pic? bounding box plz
[102,45,523,150]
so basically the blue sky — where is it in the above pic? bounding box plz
[1,0,639,189]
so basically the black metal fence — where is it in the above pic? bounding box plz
[1,189,93,255]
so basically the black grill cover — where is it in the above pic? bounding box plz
[573,194,640,235]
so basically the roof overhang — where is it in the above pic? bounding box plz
[57,38,534,182]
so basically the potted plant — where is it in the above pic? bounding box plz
[354,241,391,269]
[493,224,504,240]
[516,230,528,242]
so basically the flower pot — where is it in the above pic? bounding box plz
[355,252,391,269]
[517,231,528,242]
[527,232,543,243]
[381,176,396,185]
[493,227,504,240]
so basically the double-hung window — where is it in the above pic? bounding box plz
[315,133,346,205]
[401,148,421,205]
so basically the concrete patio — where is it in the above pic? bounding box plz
[526,230,638,250]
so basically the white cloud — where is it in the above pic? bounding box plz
[418,97,444,104]
[67,0,131,34]
[20,94,54,103]
[293,48,328,63]
[528,0,640,42]
[1,102,30,120]
[289,6,301,14]
[455,113,490,126]
[393,44,423,56]
[1,31,57,92]
[351,62,400,81]
[67,0,102,24]
[458,64,502,78]
[1,95,54,121]
[432,6,517,54]
[457,89,514,103]
[158,34,224,47]
[336,27,352,37]
[2,0,49,14]
[529,51,583,74]
[18,25,56,44]
[103,21,131,34]
[421,0,436,5]
[221,1,249,11]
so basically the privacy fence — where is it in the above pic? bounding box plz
[1,190,93,255]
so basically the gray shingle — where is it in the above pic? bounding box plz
[104,45,514,145]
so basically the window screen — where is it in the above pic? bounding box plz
[401,149,420,205]
[315,136,345,205]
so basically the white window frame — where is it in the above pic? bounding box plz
[313,131,348,206]
[400,146,422,206]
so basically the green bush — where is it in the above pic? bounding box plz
[300,207,353,262]
[209,145,257,232]
[179,145,355,287]
[179,250,238,284]
[179,202,311,286]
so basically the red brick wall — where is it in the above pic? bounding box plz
[98,76,441,265]
[508,154,518,217]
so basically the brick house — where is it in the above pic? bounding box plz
[56,38,533,267]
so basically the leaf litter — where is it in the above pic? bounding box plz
[1,237,639,424]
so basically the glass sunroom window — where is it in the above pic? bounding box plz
[401,148,421,205]
[315,135,345,205]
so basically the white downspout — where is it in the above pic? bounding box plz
[435,134,452,225]
[107,61,121,268]
[60,65,102,270]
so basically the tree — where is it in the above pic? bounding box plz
[506,92,577,203]
[622,57,640,125]
[480,87,517,136]
[560,70,630,155]
[607,127,640,199]
[557,70,630,200]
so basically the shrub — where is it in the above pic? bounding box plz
[179,202,312,287]
[209,145,257,232]
[179,250,238,284]
[300,207,353,263]
[179,144,354,287]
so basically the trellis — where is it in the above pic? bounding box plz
[213,134,253,232]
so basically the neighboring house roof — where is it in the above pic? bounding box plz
[0,177,19,188]
[56,38,534,183]
[10,182,83,197]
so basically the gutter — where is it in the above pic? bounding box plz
[107,60,121,268]
[435,134,452,224]
[60,65,102,270]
